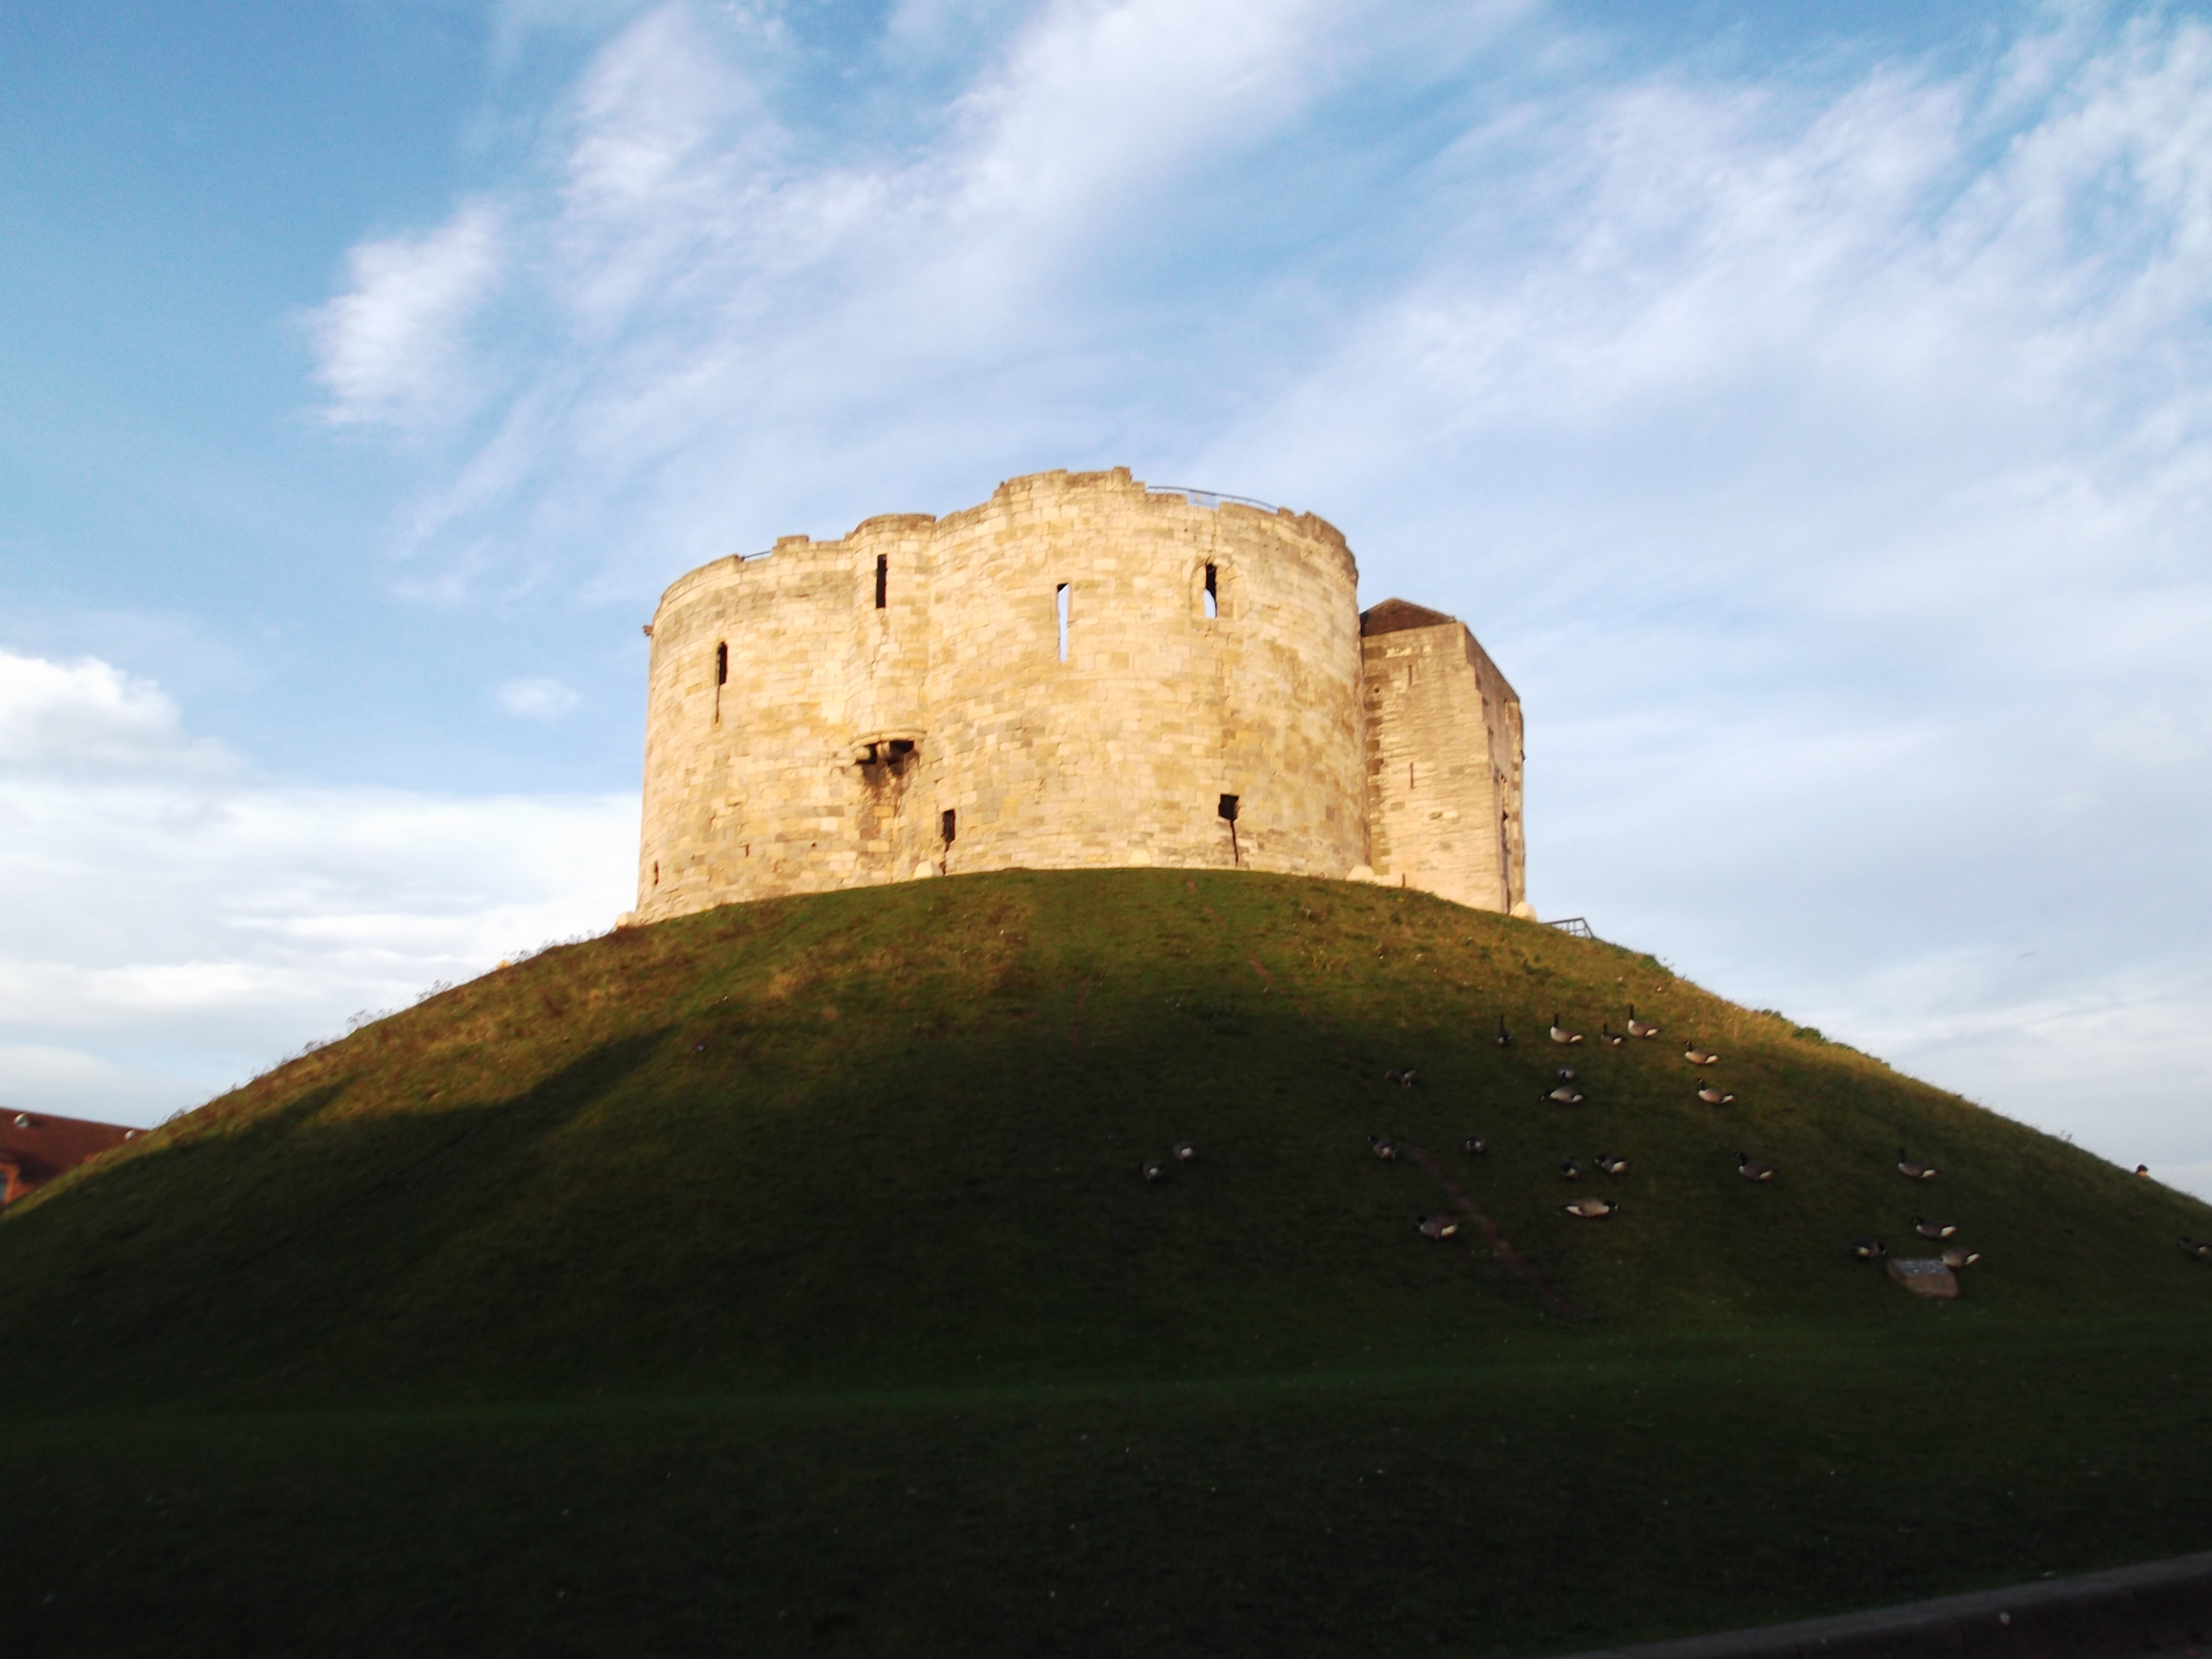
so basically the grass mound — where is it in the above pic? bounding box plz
[4,870,2209,1656]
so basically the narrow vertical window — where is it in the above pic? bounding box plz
[874,554,887,610]
[1217,793,1241,866]
[715,643,728,684]
[1056,582,1070,663]
[941,808,956,845]
[1203,563,1218,619]
[652,860,660,887]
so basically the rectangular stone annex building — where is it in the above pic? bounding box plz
[631,468,1526,921]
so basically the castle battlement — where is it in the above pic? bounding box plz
[633,467,1524,919]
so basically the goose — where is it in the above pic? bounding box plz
[1684,1046,1720,1066]
[1559,1158,1585,1181]
[1563,1198,1618,1219]
[1940,1246,1981,1270]
[1546,1085,1586,1105]
[1549,1012,1585,1046]
[1595,1153,1630,1177]
[1418,1215,1461,1241]
[1600,1023,1627,1048]
[1846,1238,1887,1261]
[1896,1148,1938,1181]
[1736,1152,1774,1182]
[1141,1158,1166,1182]
[1495,1016,1513,1049]
[1369,1135,1398,1162]
[1172,1142,1197,1163]
[1556,1066,1579,1083]
[1463,1136,1488,1157]
[1697,1081,1735,1105]
[1626,1006,1661,1039]
[1912,1216,1957,1240]
[2181,1238,2212,1260]
[1384,1068,1418,1089]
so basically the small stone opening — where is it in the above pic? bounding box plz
[1218,793,1241,866]
[874,555,887,610]
[1203,563,1218,619]
[941,808,956,845]
[652,860,660,887]
[1056,582,1070,662]
[715,643,728,685]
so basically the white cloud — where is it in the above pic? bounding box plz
[0,648,230,771]
[496,676,583,719]
[307,201,505,431]
[0,649,636,1124]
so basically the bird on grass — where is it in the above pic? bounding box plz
[1384,1068,1418,1089]
[1369,1135,1398,1162]
[1846,1238,1886,1261]
[1941,1246,1982,1270]
[1550,1012,1584,1045]
[1626,1006,1662,1038]
[1596,1153,1630,1178]
[1173,1142,1197,1163]
[1559,1158,1585,1181]
[1912,1216,1957,1240]
[1697,1081,1735,1105]
[1599,1023,1627,1048]
[1896,1148,1938,1180]
[1463,1136,1488,1157]
[1418,1215,1461,1241]
[1547,1083,1587,1105]
[1564,1198,1619,1219]
[1556,1066,1578,1083]
[2181,1238,2212,1260]
[1141,1158,1166,1183]
[1736,1153,1774,1182]
[1684,1046,1720,1066]
[1494,1016,1513,1049]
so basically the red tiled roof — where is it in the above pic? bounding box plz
[1359,598,1460,636]
[0,1110,137,1206]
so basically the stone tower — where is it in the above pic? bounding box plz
[632,468,1526,921]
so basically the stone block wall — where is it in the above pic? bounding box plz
[635,469,1523,921]
[1358,600,1527,915]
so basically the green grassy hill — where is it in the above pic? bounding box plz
[5,870,2211,1656]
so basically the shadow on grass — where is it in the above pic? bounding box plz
[0,1032,669,1406]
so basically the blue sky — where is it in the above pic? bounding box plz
[4,0,2209,1193]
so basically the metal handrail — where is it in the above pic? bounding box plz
[1144,484,1286,514]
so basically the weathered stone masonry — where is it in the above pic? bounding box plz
[634,468,1527,921]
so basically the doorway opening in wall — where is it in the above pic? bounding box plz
[1056,583,1070,662]
[1218,793,1240,866]
[1203,563,1218,619]
[875,555,887,609]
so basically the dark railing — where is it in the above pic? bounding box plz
[1546,917,1595,940]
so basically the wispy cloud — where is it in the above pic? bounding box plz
[496,676,582,719]
[307,201,505,432]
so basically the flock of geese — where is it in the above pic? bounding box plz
[1142,997,2208,1273]
[1410,1005,1992,1266]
